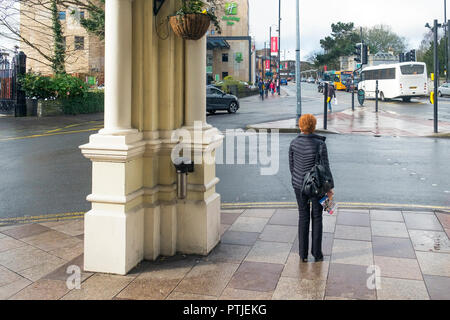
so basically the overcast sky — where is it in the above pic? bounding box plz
[249,0,448,60]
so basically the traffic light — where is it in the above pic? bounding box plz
[399,53,405,63]
[362,44,368,65]
[354,43,361,63]
[410,49,416,62]
[405,51,411,62]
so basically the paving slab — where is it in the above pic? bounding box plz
[377,277,429,300]
[403,212,443,231]
[272,277,326,300]
[416,251,450,277]
[219,287,273,300]
[373,256,422,280]
[240,209,276,219]
[9,279,69,300]
[325,263,376,300]
[227,261,283,292]
[258,225,297,243]
[370,210,404,222]
[221,230,259,246]
[245,241,292,265]
[372,236,416,259]
[334,225,371,241]
[229,217,269,233]
[331,239,373,266]
[423,275,450,300]
[408,230,450,253]
[202,243,251,264]
[61,273,135,300]
[371,221,409,238]
[281,253,330,280]
[336,212,370,227]
[174,262,239,297]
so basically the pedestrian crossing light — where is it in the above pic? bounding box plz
[362,44,368,65]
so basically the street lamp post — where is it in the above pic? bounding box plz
[426,20,441,133]
[277,0,281,95]
[295,0,302,124]
[434,19,439,133]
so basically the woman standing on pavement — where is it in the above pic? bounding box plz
[289,114,334,262]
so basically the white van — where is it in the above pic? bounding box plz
[358,62,428,102]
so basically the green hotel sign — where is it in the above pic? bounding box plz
[223,2,239,25]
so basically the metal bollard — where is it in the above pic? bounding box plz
[323,82,328,130]
[375,80,379,113]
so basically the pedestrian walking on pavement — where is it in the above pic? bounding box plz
[289,114,334,263]
[327,83,336,113]
[270,81,275,95]
[258,79,265,101]
[265,79,270,98]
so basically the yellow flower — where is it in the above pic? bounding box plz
[202,9,207,14]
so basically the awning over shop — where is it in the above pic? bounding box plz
[207,38,230,50]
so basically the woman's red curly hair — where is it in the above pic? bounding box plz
[299,114,317,134]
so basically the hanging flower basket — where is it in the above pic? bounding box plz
[169,13,211,40]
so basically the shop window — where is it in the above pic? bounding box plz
[75,36,84,50]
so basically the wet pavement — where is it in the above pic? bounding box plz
[248,107,450,137]
[0,207,449,300]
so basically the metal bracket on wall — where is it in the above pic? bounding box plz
[154,0,166,15]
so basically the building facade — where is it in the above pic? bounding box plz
[340,51,398,71]
[206,0,251,83]
[20,1,104,84]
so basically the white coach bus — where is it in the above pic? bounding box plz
[358,62,428,102]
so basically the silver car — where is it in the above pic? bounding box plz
[438,83,450,97]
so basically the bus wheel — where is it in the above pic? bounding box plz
[402,97,411,102]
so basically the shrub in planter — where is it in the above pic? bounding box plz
[61,91,104,115]
[19,73,88,99]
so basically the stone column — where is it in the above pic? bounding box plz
[102,0,135,134]
[79,0,145,275]
[185,38,207,127]
[177,36,224,255]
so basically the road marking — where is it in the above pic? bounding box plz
[222,202,450,211]
[0,211,85,222]
[0,127,100,141]
[2,201,449,226]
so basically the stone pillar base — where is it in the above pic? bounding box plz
[83,207,144,275]
[176,192,221,255]
[80,131,145,275]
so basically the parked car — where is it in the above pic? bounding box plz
[280,78,288,85]
[438,83,450,97]
[206,85,239,114]
[307,77,315,83]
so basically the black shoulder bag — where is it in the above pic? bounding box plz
[301,141,333,199]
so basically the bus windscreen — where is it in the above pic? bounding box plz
[400,65,424,75]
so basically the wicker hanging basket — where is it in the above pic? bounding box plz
[169,13,211,40]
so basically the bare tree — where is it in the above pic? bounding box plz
[0,0,103,74]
